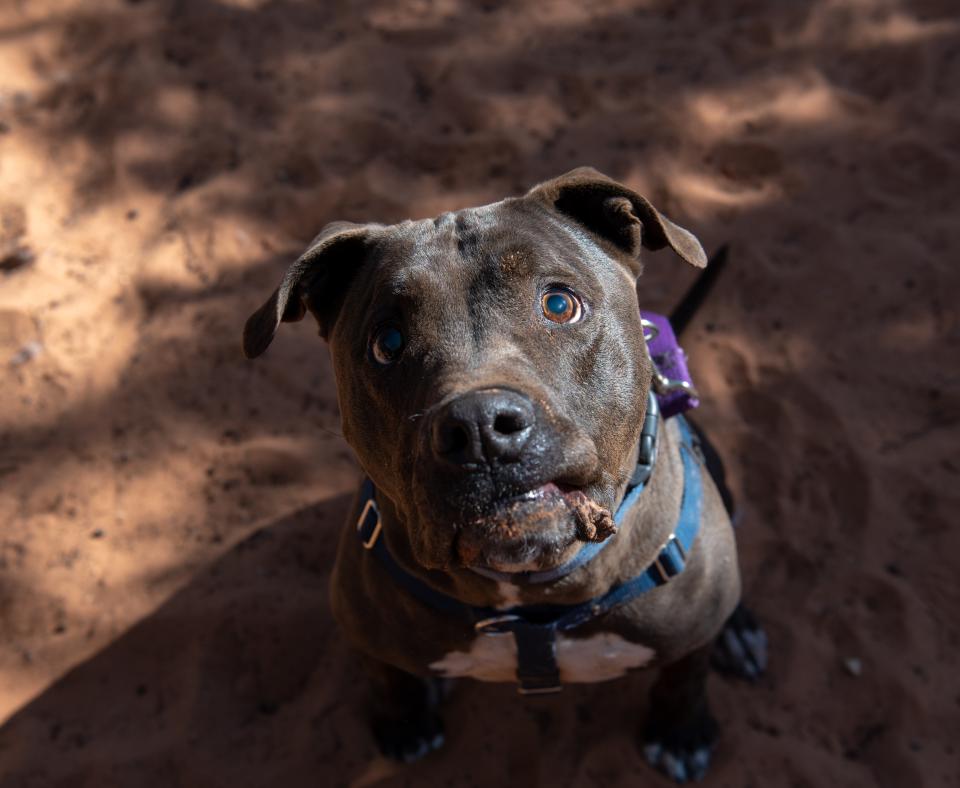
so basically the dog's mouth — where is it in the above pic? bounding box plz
[454,482,616,572]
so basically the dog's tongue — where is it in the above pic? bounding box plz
[564,490,616,542]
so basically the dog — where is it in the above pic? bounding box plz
[243,168,766,782]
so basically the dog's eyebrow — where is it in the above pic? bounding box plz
[387,266,448,301]
[377,232,448,298]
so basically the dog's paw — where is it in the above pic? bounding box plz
[643,712,718,783]
[711,602,768,681]
[643,741,712,783]
[372,712,445,763]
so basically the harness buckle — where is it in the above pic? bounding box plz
[629,391,660,488]
[474,614,520,635]
[356,498,381,550]
[652,534,687,584]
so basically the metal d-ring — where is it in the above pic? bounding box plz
[652,373,699,399]
[356,498,382,549]
[474,614,520,635]
[641,318,660,343]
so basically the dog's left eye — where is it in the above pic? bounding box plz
[371,325,404,365]
[540,287,583,324]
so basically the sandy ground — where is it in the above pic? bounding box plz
[0,0,958,786]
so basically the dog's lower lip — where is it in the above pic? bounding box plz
[504,481,577,505]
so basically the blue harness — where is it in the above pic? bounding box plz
[354,404,705,694]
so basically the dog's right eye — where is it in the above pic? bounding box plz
[370,325,405,365]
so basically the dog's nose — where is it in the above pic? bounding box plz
[431,388,535,466]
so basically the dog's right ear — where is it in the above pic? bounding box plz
[242,222,377,359]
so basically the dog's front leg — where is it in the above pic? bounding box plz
[360,653,446,763]
[642,644,718,783]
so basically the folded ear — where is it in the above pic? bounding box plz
[242,222,377,359]
[526,167,706,270]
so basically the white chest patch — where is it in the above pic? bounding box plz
[429,632,656,683]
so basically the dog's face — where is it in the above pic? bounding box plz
[330,200,647,574]
[244,168,705,572]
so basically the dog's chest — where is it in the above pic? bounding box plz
[429,631,656,683]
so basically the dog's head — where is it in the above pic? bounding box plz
[243,168,705,573]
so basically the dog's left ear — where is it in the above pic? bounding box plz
[526,167,706,270]
[242,221,378,359]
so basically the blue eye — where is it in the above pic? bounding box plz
[371,325,404,365]
[541,287,583,324]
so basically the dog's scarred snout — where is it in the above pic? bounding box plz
[431,388,535,467]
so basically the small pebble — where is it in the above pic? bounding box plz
[844,657,863,677]
[9,340,42,366]
[0,245,34,272]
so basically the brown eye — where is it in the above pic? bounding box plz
[540,287,583,324]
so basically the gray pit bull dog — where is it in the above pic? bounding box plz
[243,168,767,783]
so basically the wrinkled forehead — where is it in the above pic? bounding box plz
[373,199,611,296]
